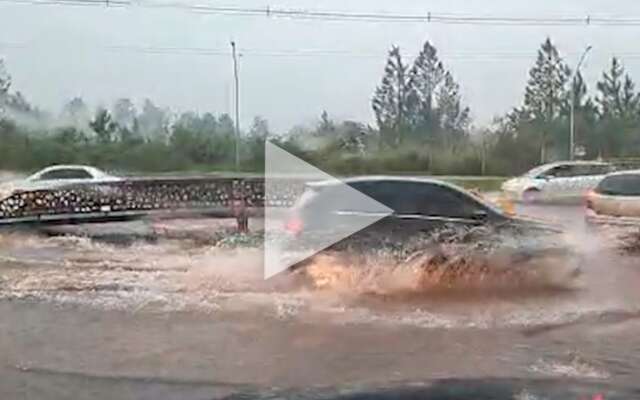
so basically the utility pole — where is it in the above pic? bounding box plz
[231,41,240,171]
[570,45,592,161]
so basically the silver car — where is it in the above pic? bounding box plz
[586,170,640,225]
[501,161,615,203]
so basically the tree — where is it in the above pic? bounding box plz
[596,57,640,119]
[217,113,235,136]
[89,108,117,144]
[317,110,335,135]
[0,59,11,119]
[138,99,169,141]
[436,71,470,145]
[372,46,410,145]
[6,91,32,114]
[594,57,640,156]
[372,41,471,147]
[570,72,599,158]
[519,37,571,162]
[112,98,137,130]
[249,116,270,138]
[61,97,90,127]
[407,40,445,135]
[336,120,367,154]
[112,98,139,143]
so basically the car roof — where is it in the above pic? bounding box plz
[604,168,640,177]
[308,175,460,188]
[31,165,108,178]
[39,165,97,171]
[306,175,503,213]
[540,160,611,168]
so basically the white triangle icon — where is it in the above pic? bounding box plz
[264,141,393,279]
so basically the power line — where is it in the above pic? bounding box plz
[0,0,129,7]
[8,42,640,61]
[3,0,640,26]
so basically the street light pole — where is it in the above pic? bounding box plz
[570,45,592,161]
[231,41,240,172]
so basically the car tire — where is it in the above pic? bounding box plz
[522,188,541,204]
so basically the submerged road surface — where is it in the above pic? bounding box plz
[1,205,640,399]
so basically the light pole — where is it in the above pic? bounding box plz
[569,45,592,161]
[231,41,240,171]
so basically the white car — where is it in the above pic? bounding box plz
[0,165,121,200]
[501,161,615,203]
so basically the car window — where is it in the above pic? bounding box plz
[544,163,612,178]
[544,164,584,178]
[525,165,552,178]
[596,174,640,196]
[356,181,484,218]
[37,168,93,180]
[572,164,612,176]
[542,165,572,178]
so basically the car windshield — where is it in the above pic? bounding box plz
[596,173,640,196]
[2,1,638,397]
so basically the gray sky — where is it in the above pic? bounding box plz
[2,0,640,132]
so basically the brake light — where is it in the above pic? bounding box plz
[285,216,304,235]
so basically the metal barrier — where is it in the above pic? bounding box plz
[0,177,306,231]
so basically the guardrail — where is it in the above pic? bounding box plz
[0,177,306,231]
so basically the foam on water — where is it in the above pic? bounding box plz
[530,353,611,380]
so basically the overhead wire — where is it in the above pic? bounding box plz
[2,0,640,26]
[6,42,640,62]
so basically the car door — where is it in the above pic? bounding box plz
[538,164,582,200]
[554,163,609,200]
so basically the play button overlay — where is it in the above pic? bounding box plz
[264,141,393,279]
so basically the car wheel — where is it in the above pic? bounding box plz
[522,188,541,204]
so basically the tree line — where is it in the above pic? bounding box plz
[1,37,640,176]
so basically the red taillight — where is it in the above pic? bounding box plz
[285,216,304,235]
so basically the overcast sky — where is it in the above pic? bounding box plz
[2,0,640,131]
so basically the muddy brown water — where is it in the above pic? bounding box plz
[1,205,640,399]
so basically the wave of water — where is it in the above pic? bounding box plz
[0,225,639,332]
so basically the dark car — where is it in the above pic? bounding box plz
[283,177,578,280]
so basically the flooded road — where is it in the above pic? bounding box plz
[1,205,640,399]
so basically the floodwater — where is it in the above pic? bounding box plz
[1,206,640,399]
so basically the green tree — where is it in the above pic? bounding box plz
[372,46,410,145]
[90,108,117,144]
[594,58,640,156]
[407,40,445,136]
[569,72,599,158]
[436,71,470,145]
[518,37,571,162]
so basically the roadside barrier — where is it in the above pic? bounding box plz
[0,177,305,231]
